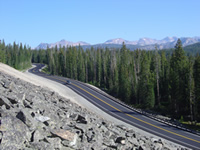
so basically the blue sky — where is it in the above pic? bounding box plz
[0,0,200,48]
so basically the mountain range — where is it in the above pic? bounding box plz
[35,36,200,50]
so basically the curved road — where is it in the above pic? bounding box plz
[29,64,200,149]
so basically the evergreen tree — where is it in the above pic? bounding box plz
[170,39,188,118]
[194,54,200,121]
[118,42,131,103]
[160,51,170,110]
[77,45,85,82]
[0,40,6,63]
[0,40,31,70]
[138,51,155,108]
[96,48,102,87]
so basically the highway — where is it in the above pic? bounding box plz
[29,63,200,149]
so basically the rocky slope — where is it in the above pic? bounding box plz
[0,65,187,149]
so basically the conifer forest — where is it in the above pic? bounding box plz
[1,39,200,122]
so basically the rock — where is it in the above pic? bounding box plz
[31,129,49,143]
[51,129,78,146]
[100,124,109,133]
[35,115,50,123]
[0,145,19,150]
[86,130,95,142]
[110,126,123,136]
[16,92,26,102]
[75,114,88,124]
[126,129,136,137]
[3,80,14,89]
[29,141,52,150]
[23,99,32,108]
[0,131,2,139]
[127,137,139,146]
[116,124,127,130]
[104,130,112,137]
[154,142,163,149]
[115,137,126,145]
[1,112,31,149]
[25,92,36,102]
[16,109,37,130]
[46,137,62,149]
[0,96,11,109]
[103,138,116,148]
[75,123,87,133]
[139,145,145,150]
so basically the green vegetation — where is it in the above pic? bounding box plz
[0,40,32,70]
[41,65,50,74]
[1,38,200,125]
[32,39,200,123]
[181,122,200,132]
[184,42,200,55]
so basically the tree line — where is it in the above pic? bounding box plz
[32,39,200,122]
[0,40,32,70]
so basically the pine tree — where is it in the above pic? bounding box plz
[118,43,131,103]
[194,54,200,121]
[155,45,161,106]
[170,39,188,118]
[0,40,6,63]
[96,48,102,87]
[77,45,85,82]
[160,51,170,109]
[138,51,155,108]
[188,56,195,121]
[58,46,66,76]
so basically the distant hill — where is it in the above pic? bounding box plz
[35,39,90,50]
[184,42,200,55]
[35,36,200,50]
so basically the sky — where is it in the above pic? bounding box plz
[0,0,200,48]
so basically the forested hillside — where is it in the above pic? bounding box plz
[184,42,200,55]
[0,40,32,70]
[32,39,200,122]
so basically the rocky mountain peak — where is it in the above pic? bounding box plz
[104,38,127,44]
[35,36,200,50]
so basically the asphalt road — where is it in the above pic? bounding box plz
[29,63,200,149]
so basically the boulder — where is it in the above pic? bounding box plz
[35,115,50,123]
[0,96,11,109]
[46,137,62,149]
[103,138,116,148]
[16,109,37,130]
[115,137,126,145]
[126,129,136,137]
[29,141,52,150]
[51,129,78,147]
[3,80,14,89]
[0,112,31,149]
[76,114,88,124]
[127,137,139,146]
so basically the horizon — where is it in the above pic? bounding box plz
[36,36,200,47]
[0,0,200,48]
[1,36,200,48]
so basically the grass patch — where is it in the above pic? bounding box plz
[41,65,50,74]
[19,65,32,72]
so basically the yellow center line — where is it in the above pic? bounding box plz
[40,75,200,143]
